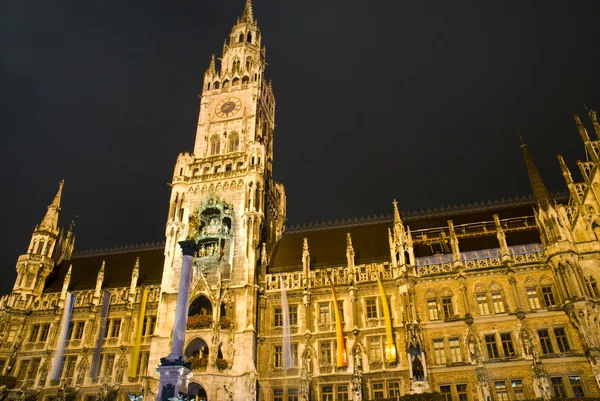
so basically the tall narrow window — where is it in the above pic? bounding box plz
[27,358,40,381]
[29,325,40,343]
[39,324,50,342]
[448,338,462,363]
[541,286,556,307]
[209,135,220,155]
[319,303,330,324]
[538,329,554,354]
[273,388,283,401]
[289,306,298,326]
[527,288,541,310]
[427,299,440,321]
[441,297,454,319]
[274,307,282,327]
[554,328,570,353]
[569,376,585,398]
[291,344,299,368]
[484,334,499,359]
[586,276,599,297]
[511,380,525,400]
[273,346,282,368]
[495,381,509,401]
[320,342,332,365]
[322,386,333,401]
[366,299,378,319]
[476,294,490,315]
[368,337,382,361]
[433,339,446,364]
[228,133,239,152]
[17,360,30,380]
[551,377,566,398]
[500,333,515,358]
[491,292,505,313]
[456,384,468,401]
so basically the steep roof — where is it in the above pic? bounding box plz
[269,197,551,273]
[44,247,164,293]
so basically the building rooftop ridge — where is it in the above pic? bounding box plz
[71,241,166,259]
[285,191,568,234]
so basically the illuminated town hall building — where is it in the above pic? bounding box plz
[2,2,600,400]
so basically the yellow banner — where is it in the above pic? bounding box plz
[128,287,148,378]
[376,273,397,364]
[328,273,347,367]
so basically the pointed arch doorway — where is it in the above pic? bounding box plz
[188,382,208,401]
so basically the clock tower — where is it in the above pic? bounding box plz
[150,0,286,397]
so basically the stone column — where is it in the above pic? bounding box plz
[156,240,198,401]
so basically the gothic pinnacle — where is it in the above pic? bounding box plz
[520,137,551,210]
[207,54,216,75]
[392,199,401,225]
[39,180,64,232]
[240,0,255,24]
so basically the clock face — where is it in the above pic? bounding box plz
[215,97,242,118]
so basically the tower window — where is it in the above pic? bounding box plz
[223,80,230,89]
[232,59,240,72]
[232,77,240,86]
[247,32,252,43]
[209,135,220,156]
[228,133,239,152]
[238,33,244,43]
[206,82,211,90]
[213,81,220,89]
[242,76,249,85]
[246,57,252,71]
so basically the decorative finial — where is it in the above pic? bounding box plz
[207,54,216,75]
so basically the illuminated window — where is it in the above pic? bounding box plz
[274,307,282,327]
[511,380,525,400]
[372,382,385,399]
[484,334,499,359]
[369,337,382,362]
[500,333,515,358]
[427,299,440,321]
[527,288,541,310]
[366,298,378,319]
[319,303,330,324]
[551,377,566,398]
[569,376,585,398]
[541,286,556,307]
[554,328,570,353]
[449,338,462,363]
[476,294,490,315]
[538,329,554,354]
[273,346,282,368]
[495,381,509,401]
[491,292,505,313]
[433,339,446,364]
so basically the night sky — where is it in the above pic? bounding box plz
[1,0,600,294]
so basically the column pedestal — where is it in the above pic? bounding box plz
[157,240,198,401]
[156,365,192,401]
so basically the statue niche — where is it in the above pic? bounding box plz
[187,195,234,269]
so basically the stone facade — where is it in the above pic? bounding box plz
[2,1,600,401]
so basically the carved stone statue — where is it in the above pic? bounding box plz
[412,356,424,381]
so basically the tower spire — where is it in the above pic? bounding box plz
[520,137,551,210]
[240,0,255,24]
[39,180,64,231]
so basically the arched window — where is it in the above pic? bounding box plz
[242,76,249,85]
[213,81,220,89]
[37,240,45,255]
[228,132,240,152]
[206,82,211,90]
[586,276,599,297]
[245,57,252,71]
[209,135,220,156]
[223,80,230,89]
[238,33,244,43]
[232,58,240,72]
[247,32,252,43]
[232,77,240,86]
